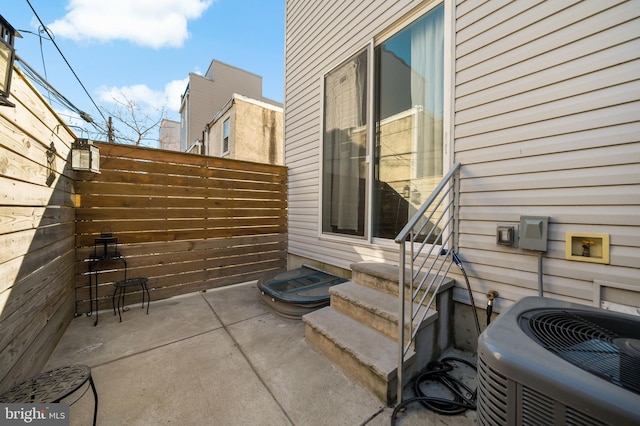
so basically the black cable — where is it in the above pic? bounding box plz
[25,0,107,124]
[452,251,481,336]
[17,27,53,104]
[391,357,477,425]
[38,25,50,104]
[15,54,81,114]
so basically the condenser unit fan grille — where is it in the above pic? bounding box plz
[519,308,640,396]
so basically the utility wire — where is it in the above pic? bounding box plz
[16,27,53,104]
[16,55,84,116]
[25,0,107,124]
[38,26,50,104]
[16,55,108,142]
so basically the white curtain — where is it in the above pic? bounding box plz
[324,52,367,233]
[410,4,444,178]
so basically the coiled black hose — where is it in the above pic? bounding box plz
[391,357,477,424]
[392,251,481,425]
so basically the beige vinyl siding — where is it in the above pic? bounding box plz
[285,0,639,311]
[285,0,434,270]
[453,0,640,310]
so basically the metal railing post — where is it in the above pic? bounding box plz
[397,240,406,405]
[394,163,461,407]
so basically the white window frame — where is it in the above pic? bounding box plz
[222,118,230,156]
[318,0,453,244]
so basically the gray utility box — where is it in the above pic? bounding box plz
[519,216,548,251]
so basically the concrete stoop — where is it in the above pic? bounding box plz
[303,308,413,404]
[303,261,455,405]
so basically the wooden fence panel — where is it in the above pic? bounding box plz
[74,142,288,313]
[0,67,76,392]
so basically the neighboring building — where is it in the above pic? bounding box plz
[176,59,283,164]
[203,94,283,165]
[285,0,639,328]
[179,59,280,154]
[158,119,180,151]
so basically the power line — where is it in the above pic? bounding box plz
[16,27,53,104]
[16,54,86,118]
[25,0,107,124]
[16,54,111,141]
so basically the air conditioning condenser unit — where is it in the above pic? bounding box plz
[477,296,640,426]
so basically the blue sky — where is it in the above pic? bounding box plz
[3,0,284,144]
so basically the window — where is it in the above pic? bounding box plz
[222,118,230,155]
[374,4,444,239]
[322,3,445,240]
[322,49,368,236]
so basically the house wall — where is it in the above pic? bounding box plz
[207,103,234,158]
[182,61,264,151]
[0,67,76,391]
[452,0,640,314]
[284,0,640,337]
[159,119,180,151]
[183,74,219,150]
[285,0,431,271]
[206,96,284,165]
[235,98,283,165]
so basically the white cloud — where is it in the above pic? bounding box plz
[48,0,214,48]
[163,79,189,112]
[97,77,188,115]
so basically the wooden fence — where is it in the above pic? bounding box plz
[74,142,287,313]
[0,67,76,391]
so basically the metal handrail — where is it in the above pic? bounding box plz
[395,162,461,405]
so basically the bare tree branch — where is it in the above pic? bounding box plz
[99,91,166,146]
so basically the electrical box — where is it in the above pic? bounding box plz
[519,216,548,251]
[497,225,516,247]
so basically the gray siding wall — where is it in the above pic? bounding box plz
[186,74,218,147]
[284,0,640,311]
[454,0,640,310]
[285,0,430,270]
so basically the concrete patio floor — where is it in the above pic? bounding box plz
[45,281,477,425]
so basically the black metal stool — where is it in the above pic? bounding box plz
[0,365,98,426]
[112,277,150,322]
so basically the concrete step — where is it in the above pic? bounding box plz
[329,281,437,346]
[350,261,455,363]
[350,261,455,298]
[303,307,415,405]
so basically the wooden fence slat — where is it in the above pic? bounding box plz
[96,141,287,175]
[74,144,288,313]
[97,156,286,184]
[75,207,285,220]
[76,194,287,209]
[75,217,287,235]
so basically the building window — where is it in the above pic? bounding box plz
[222,118,230,155]
[322,49,368,236]
[322,2,444,240]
